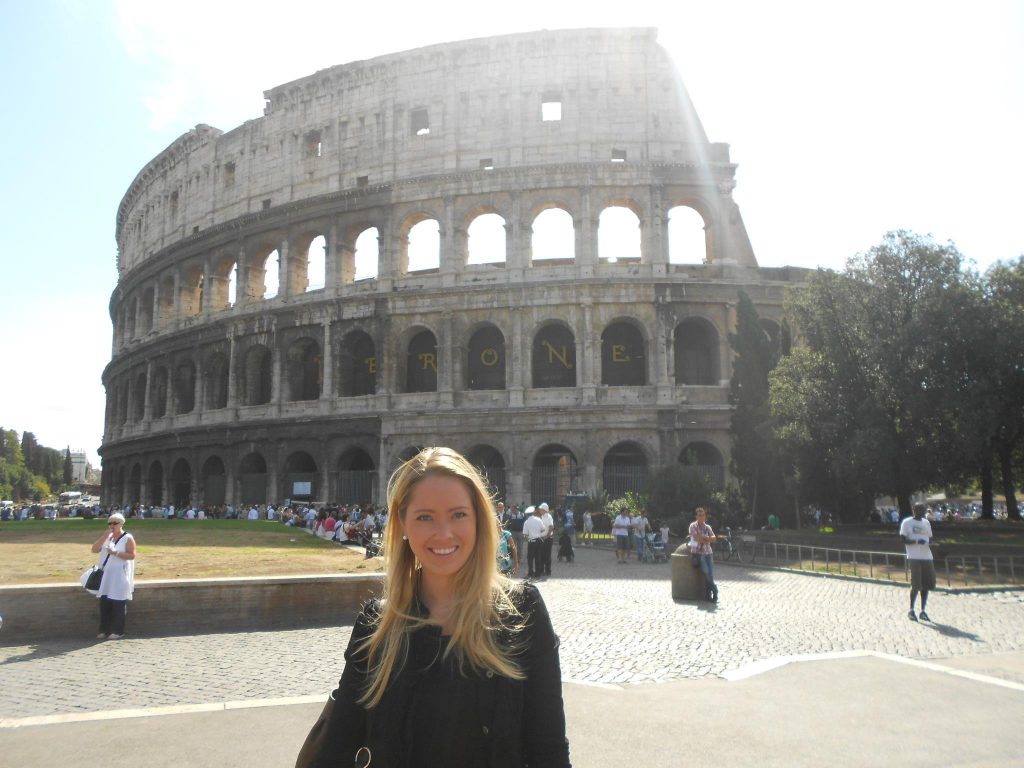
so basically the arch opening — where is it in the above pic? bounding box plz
[601,322,646,386]
[336,447,376,504]
[531,444,578,505]
[668,206,708,264]
[467,444,506,502]
[674,319,720,385]
[467,213,506,265]
[532,324,576,388]
[354,227,379,281]
[598,206,641,262]
[467,326,506,390]
[680,442,725,490]
[530,208,575,263]
[406,330,438,393]
[602,442,649,499]
[286,337,321,402]
[407,219,440,273]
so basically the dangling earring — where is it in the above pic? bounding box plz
[402,534,408,540]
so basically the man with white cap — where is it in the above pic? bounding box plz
[538,502,555,576]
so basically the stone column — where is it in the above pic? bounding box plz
[377,221,398,291]
[273,341,284,411]
[327,219,344,290]
[440,195,458,287]
[278,238,292,298]
[172,268,183,322]
[508,192,527,278]
[509,310,525,407]
[439,312,454,407]
[193,354,204,414]
[226,330,239,409]
[151,280,162,330]
[125,374,137,427]
[577,188,597,276]
[722,303,735,385]
[321,320,334,401]
[142,361,154,422]
[580,302,596,404]
[201,256,213,314]
[647,184,669,271]
[235,243,249,306]
[655,303,673,404]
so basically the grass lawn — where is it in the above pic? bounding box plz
[0,519,381,586]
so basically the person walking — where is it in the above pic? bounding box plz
[581,509,593,545]
[297,447,570,768]
[611,509,631,564]
[900,506,935,621]
[688,507,718,602]
[90,513,136,639]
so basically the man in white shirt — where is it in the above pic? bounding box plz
[900,506,935,621]
[523,505,547,579]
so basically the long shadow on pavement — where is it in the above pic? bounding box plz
[921,621,983,642]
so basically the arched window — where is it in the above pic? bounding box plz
[354,227,379,281]
[601,322,646,386]
[467,326,506,390]
[531,444,578,503]
[151,367,168,418]
[181,268,204,316]
[239,452,268,505]
[139,288,155,334]
[242,345,272,406]
[286,338,321,402]
[674,319,720,385]
[132,372,147,422]
[668,206,708,264]
[174,359,196,413]
[338,331,377,397]
[531,208,575,262]
[532,324,576,388]
[407,219,440,273]
[406,330,438,393]
[467,444,506,500]
[598,206,641,262]
[205,353,229,410]
[157,275,175,325]
[285,451,317,500]
[127,464,142,504]
[336,448,376,504]
[201,456,226,507]
[467,213,506,265]
[306,235,326,291]
[263,250,280,299]
[603,442,648,499]
[148,461,164,507]
[680,442,725,490]
[227,262,237,307]
[170,458,192,508]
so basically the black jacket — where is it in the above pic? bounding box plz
[297,582,571,768]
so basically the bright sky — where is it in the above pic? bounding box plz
[1,0,1021,468]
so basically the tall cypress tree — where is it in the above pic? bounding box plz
[63,447,74,487]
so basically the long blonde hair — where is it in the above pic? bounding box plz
[358,447,524,707]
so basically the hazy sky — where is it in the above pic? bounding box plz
[1,0,1021,467]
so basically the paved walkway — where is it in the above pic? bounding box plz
[3,546,1024,766]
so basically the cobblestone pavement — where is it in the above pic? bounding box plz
[3,545,1023,720]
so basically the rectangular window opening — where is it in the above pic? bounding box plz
[303,130,322,158]
[411,107,430,136]
[611,149,627,163]
[192,226,200,235]
[480,158,494,171]
[224,162,236,188]
[356,176,369,188]
[541,94,562,122]
[262,199,272,211]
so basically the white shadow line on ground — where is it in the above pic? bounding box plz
[722,650,1024,692]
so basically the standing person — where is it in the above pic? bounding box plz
[297,447,571,768]
[581,509,593,546]
[767,512,780,530]
[90,513,136,639]
[508,505,526,566]
[900,506,935,621]
[611,508,631,564]
[523,505,547,579]
[632,510,651,562]
[497,514,520,576]
[538,503,555,577]
[563,506,576,547]
[688,507,718,602]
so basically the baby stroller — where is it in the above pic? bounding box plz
[358,528,381,558]
[645,532,667,563]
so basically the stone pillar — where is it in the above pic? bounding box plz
[577,188,597,276]
[440,195,458,287]
[327,219,343,290]
[142,361,154,422]
[378,221,398,291]
[321,321,334,400]
[509,310,525,407]
[225,457,236,507]
[722,303,736,385]
[125,375,137,427]
[151,280,162,331]
[439,312,454,407]
[278,238,292,298]
[235,243,249,306]
[226,330,239,409]
[647,185,669,271]
[655,303,673,404]
[508,193,527,277]
[193,355,204,414]
[201,257,213,314]
[172,268,183,321]
[580,302,596,404]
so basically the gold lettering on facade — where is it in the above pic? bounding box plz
[364,357,377,374]
[541,340,572,369]
[612,344,629,363]
[419,352,437,371]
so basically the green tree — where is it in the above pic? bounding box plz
[772,231,970,519]
[729,291,791,526]
[63,447,74,487]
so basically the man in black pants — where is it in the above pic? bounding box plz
[538,502,555,576]
[522,505,547,579]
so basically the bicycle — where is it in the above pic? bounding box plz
[714,527,741,562]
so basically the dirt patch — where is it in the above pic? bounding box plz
[0,519,382,584]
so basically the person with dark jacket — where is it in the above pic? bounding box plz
[297,447,571,768]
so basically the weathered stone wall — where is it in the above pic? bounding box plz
[101,28,807,509]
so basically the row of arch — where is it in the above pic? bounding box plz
[103,441,725,508]
[106,316,735,426]
[115,201,711,347]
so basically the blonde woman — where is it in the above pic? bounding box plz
[297,447,570,768]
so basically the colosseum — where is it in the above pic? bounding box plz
[100,27,804,510]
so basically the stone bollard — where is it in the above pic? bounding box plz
[671,544,707,600]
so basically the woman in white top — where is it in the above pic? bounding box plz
[90,512,136,639]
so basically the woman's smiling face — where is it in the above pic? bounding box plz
[401,474,477,582]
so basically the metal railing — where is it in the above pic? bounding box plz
[740,541,1024,588]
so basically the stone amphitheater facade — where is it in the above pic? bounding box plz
[100,28,805,510]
